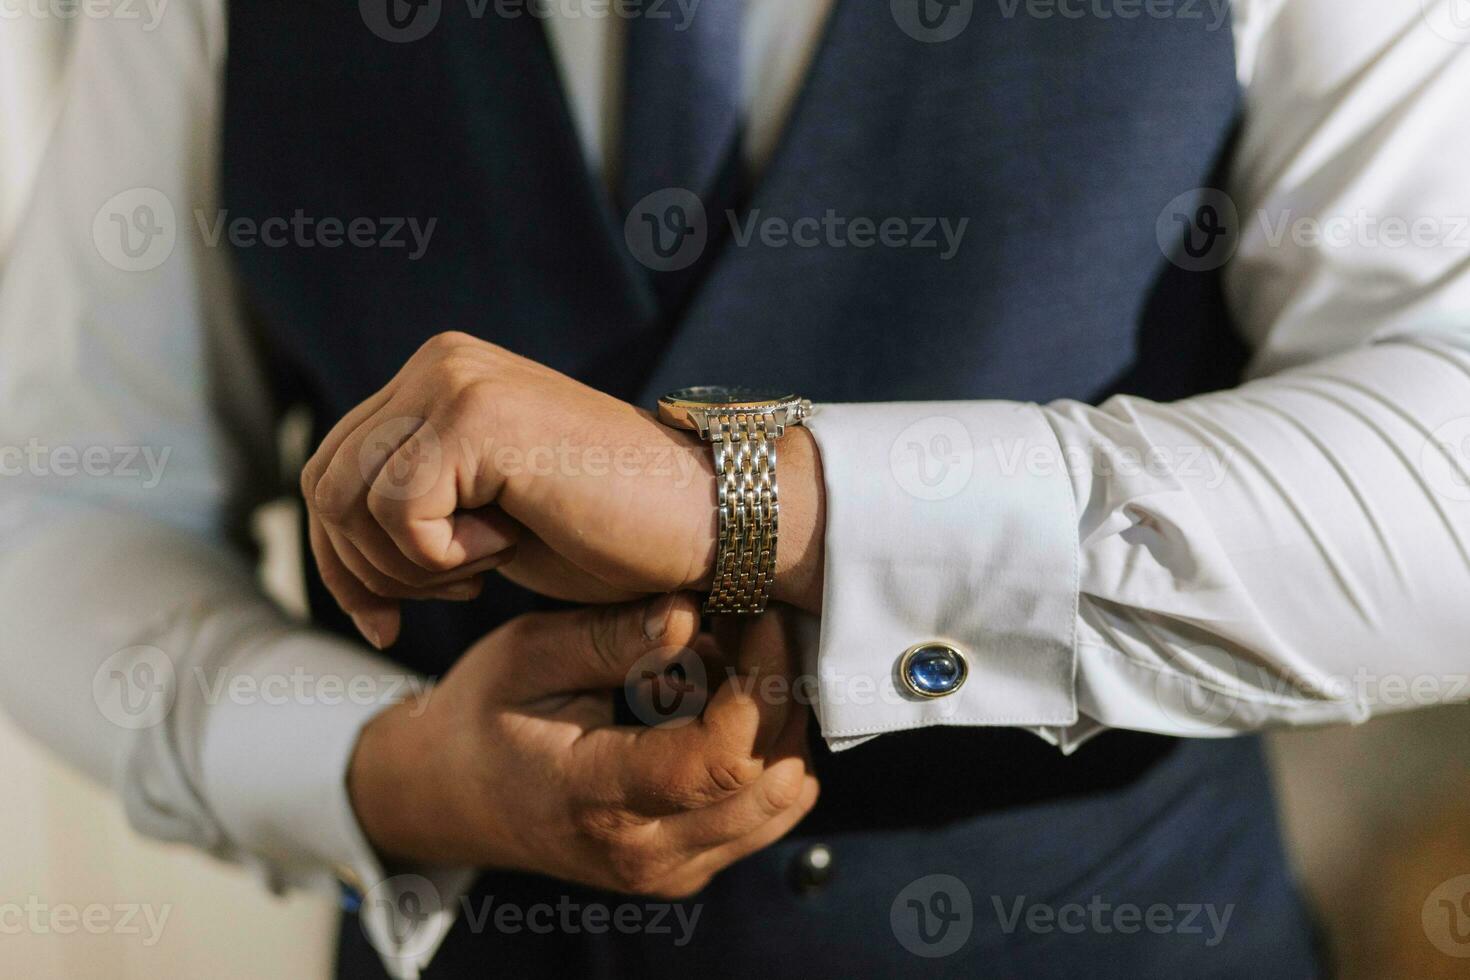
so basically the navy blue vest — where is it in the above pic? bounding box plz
[224,1,1318,975]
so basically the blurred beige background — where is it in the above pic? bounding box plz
[4,18,1469,980]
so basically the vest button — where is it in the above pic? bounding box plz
[790,843,834,893]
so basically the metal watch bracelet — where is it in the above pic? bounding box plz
[703,411,780,614]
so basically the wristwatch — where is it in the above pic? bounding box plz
[657,386,811,614]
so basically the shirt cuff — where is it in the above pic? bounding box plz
[196,629,472,980]
[804,402,1081,751]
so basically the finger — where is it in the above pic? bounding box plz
[311,413,457,595]
[623,636,719,730]
[660,695,812,850]
[438,505,521,571]
[363,407,512,573]
[662,761,815,852]
[345,486,516,588]
[615,612,802,811]
[708,612,744,657]
[308,510,400,649]
[312,403,422,545]
[325,520,484,602]
[319,516,492,650]
[304,332,502,524]
[688,633,732,685]
[495,532,645,604]
[504,593,702,702]
[654,773,820,897]
[300,386,395,508]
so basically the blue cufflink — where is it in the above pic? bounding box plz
[899,642,968,698]
[338,880,363,914]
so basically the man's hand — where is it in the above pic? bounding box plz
[302,332,825,648]
[346,594,819,896]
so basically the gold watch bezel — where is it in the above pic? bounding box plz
[657,387,807,432]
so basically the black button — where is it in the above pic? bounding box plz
[790,843,834,893]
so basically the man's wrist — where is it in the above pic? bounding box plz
[771,425,825,614]
[347,696,490,868]
[347,699,422,864]
[678,413,824,613]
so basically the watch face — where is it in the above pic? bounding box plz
[662,385,796,408]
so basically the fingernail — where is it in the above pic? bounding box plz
[480,527,517,555]
[444,580,482,600]
[352,614,384,650]
[643,593,678,642]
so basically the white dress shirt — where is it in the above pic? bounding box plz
[2,1,1469,976]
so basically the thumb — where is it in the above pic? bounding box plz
[507,593,702,700]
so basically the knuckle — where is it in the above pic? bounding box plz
[606,845,668,896]
[648,875,709,901]
[364,484,403,525]
[500,610,548,647]
[433,330,476,347]
[586,606,625,673]
[420,330,476,357]
[573,809,667,894]
[405,531,460,573]
[755,768,804,815]
[446,377,499,418]
[701,752,761,799]
[311,472,356,526]
[299,459,322,501]
[570,802,629,843]
[363,494,447,575]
